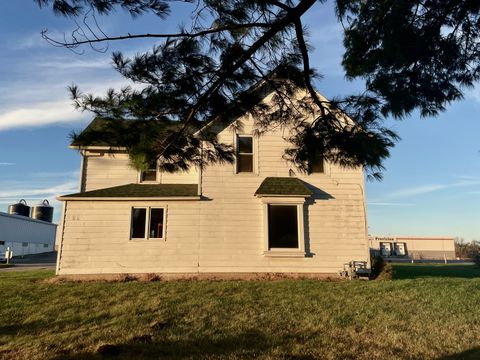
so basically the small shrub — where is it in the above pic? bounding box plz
[370,256,393,280]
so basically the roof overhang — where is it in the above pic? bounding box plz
[58,196,201,201]
[58,183,200,201]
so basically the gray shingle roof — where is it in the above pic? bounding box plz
[254,177,312,197]
[71,79,277,147]
[61,183,199,199]
[71,117,192,147]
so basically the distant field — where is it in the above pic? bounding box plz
[1,265,480,360]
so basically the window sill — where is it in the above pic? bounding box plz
[130,238,166,242]
[264,250,305,258]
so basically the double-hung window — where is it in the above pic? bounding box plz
[140,160,158,182]
[236,135,254,173]
[309,154,324,174]
[131,207,165,240]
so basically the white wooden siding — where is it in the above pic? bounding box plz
[58,200,200,274]
[59,110,368,275]
[83,152,198,191]
[196,116,368,274]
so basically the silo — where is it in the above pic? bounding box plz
[8,199,30,217]
[31,200,54,223]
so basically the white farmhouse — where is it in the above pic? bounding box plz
[56,88,369,276]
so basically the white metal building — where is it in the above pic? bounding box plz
[369,236,456,260]
[0,212,57,257]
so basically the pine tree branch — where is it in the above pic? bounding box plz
[156,0,318,157]
[294,19,345,131]
[40,23,272,48]
[265,0,291,11]
[294,19,326,117]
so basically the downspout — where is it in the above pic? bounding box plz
[197,143,204,274]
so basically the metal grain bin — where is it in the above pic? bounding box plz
[8,199,30,217]
[31,200,54,223]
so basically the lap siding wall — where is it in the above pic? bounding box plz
[58,110,369,275]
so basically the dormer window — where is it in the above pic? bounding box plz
[236,135,253,173]
[140,160,158,182]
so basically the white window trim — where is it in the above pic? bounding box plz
[261,197,306,257]
[130,206,167,241]
[307,157,332,177]
[138,161,160,184]
[234,134,258,175]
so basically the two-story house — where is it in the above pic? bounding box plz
[55,88,369,277]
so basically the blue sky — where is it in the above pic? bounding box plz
[0,1,479,240]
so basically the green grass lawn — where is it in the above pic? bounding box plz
[393,263,480,279]
[1,265,480,360]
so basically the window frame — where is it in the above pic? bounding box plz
[261,197,306,257]
[130,206,167,241]
[308,154,325,174]
[235,134,255,174]
[139,160,159,183]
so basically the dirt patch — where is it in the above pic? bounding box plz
[44,272,342,283]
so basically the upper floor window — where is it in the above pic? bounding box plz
[140,160,158,182]
[309,154,324,174]
[237,135,253,173]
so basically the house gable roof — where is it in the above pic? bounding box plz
[70,117,194,148]
[70,77,285,148]
[254,177,312,197]
[59,183,199,200]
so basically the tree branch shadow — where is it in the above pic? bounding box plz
[51,330,273,359]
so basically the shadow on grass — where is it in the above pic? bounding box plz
[393,264,480,279]
[48,330,299,360]
[437,347,480,359]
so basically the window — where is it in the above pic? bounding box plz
[149,208,164,239]
[268,205,299,249]
[140,160,158,182]
[236,135,253,173]
[261,199,306,257]
[22,242,28,247]
[309,154,324,174]
[131,207,165,240]
[43,243,49,248]
[0,241,4,246]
